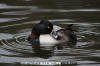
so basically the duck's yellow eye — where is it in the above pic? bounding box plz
[48,26,50,29]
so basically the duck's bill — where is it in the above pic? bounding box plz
[51,31,58,39]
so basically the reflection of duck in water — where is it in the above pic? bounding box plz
[28,20,77,47]
[27,20,77,58]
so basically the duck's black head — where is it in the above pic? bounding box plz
[32,20,53,35]
[28,20,53,39]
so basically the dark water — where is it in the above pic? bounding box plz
[0,0,100,66]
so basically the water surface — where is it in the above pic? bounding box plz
[0,0,100,66]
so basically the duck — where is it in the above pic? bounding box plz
[27,20,77,47]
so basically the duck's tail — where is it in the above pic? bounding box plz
[65,24,74,31]
[67,24,74,27]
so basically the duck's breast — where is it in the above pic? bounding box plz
[39,34,59,46]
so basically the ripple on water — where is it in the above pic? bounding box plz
[0,20,100,65]
[0,3,36,9]
[0,0,100,65]
[0,32,33,56]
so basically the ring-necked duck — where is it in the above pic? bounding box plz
[28,20,77,47]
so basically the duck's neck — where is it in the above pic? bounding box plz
[29,33,39,38]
